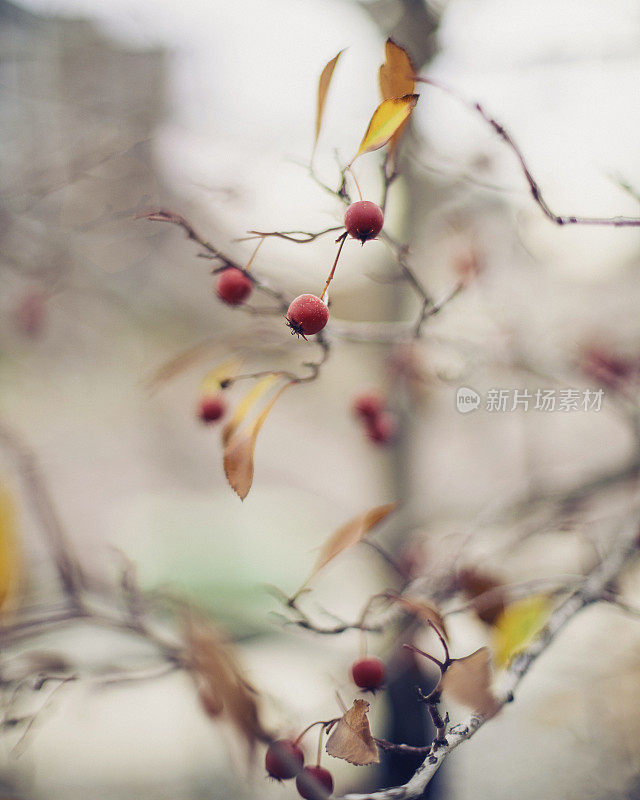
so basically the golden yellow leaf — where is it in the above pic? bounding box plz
[325,699,379,765]
[300,503,397,589]
[200,358,243,399]
[439,647,500,719]
[350,95,419,164]
[221,374,279,447]
[314,50,344,152]
[492,594,551,669]
[0,485,20,613]
[223,382,291,500]
[378,39,415,158]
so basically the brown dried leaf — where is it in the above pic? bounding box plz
[221,374,279,447]
[185,613,268,749]
[314,50,344,151]
[223,382,291,500]
[350,95,419,164]
[378,40,415,158]
[303,503,397,586]
[458,568,506,626]
[439,647,500,719]
[395,596,447,638]
[325,699,379,765]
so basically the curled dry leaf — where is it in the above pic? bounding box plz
[395,596,447,638]
[351,95,419,165]
[492,594,551,669]
[223,381,292,500]
[184,613,269,749]
[439,647,500,720]
[314,50,344,152]
[325,699,379,765]
[457,567,506,626]
[299,503,397,591]
[221,374,279,447]
[0,485,20,613]
[378,39,415,157]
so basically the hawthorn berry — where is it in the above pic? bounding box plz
[366,412,396,445]
[265,739,305,781]
[286,294,329,338]
[351,656,386,691]
[216,267,253,306]
[198,395,226,424]
[353,392,385,420]
[344,200,384,243]
[296,765,334,800]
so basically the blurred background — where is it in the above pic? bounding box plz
[2,0,640,798]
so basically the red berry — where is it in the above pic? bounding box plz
[344,201,384,243]
[353,392,385,420]
[216,268,253,306]
[366,412,396,445]
[351,656,386,691]
[286,294,329,338]
[198,395,226,423]
[296,766,334,800]
[265,739,304,781]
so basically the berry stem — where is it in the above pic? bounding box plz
[316,726,324,767]
[319,232,348,301]
[345,165,363,202]
[244,236,265,272]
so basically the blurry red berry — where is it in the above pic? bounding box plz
[353,392,385,420]
[198,395,226,424]
[351,656,386,691]
[265,739,304,781]
[580,345,635,390]
[15,291,46,337]
[216,268,253,306]
[286,294,329,337]
[296,765,334,800]
[344,201,384,243]
[366,412,396,445]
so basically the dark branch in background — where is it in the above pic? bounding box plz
[415,77,640,227]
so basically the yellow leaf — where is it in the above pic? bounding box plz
[379,39,415,101]
[439,647,500,719]
[200,358,243,399]
[300,502,397,589]
[314,50,344,152]
[0,485,20,613]
[378,39,415,157]
[492,594,551,669]
[325,699,379,765]
[221,374,279,447]
[223,382,291,500]
[350,95,419,164]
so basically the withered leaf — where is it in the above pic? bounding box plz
[395,596,447,638]
[325,699,379,765]
[350,95,419,164]
[458,568,505,626]
[378,39,415,157]
[439,647,500,719]
[0,485,20,614]
[184,613,268,749]
[223,381,292,500]
[221,374,279,447]
[301,503,397,588]
[314,50,344,151]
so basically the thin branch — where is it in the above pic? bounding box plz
[239,227,344,244]
[415,77,640,227]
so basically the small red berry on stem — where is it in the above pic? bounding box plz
[353,392,385,420]
[352,656,386,691]
[366,412,396,445]
[344,201,384,243]
[286,294,329,338]
[296,765,334,800]
[198,395,226,424]
[216,267,253,306]
[265,739,305,781]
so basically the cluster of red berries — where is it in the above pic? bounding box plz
[265,740,333,799]
[353,391,396,445]
[215,201,384,342]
